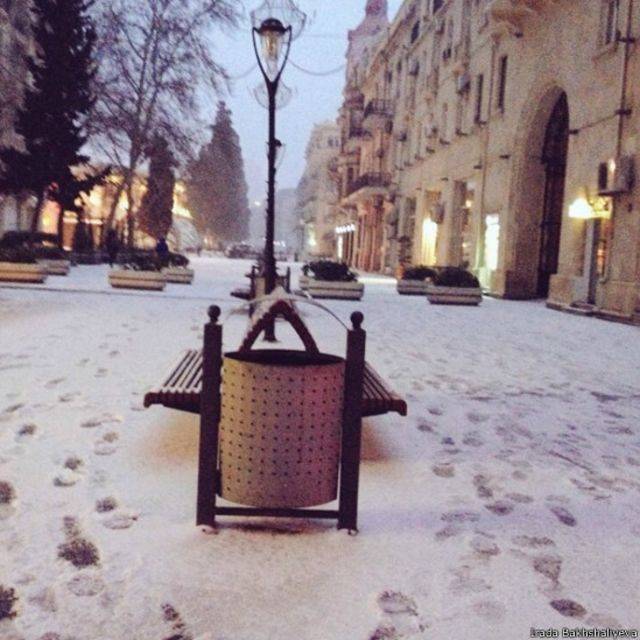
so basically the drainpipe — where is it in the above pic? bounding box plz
[602,0,634,284]
[476,38,499,278]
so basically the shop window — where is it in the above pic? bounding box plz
[596,218,612,277]
[421,218,439,265]
[484,214,500,271]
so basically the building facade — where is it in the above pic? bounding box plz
[337,0,639,322]
[296,121,341,259]
[0,0,33,234]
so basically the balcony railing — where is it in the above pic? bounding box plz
[363,99,393,120]
[347,172,391,196]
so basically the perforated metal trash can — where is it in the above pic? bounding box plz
[218,349,345,509]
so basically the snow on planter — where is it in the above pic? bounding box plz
[306,279,365,300]
[426,267,482,306]
[162,266,194,284]
[37,259,71,276]
[0,262,47,284]
[397,266,437,296]
[108,270,166,291]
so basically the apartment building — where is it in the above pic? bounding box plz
[338,0,639,322]
[0,0,32,234]
[296,122,341,259]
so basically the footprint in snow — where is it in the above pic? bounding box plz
[485,500,515,516]
[432,463,455,478]
[45,378,66,389]
[441,510,481,524]
[470,536,500,557]
[67,573,105,597]
[550,599,587,618]
[548,505,577,527]
[101,511,138,530]
[162,603,193,640]
[15,423,36,442]
[472,599,507,622]
[369,591,424,639]
[428,406,444,416]
[512,535,556,549]
[533,554,563,584]
[53,469,81,487]
[467,411,490,424]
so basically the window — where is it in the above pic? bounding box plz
[474,73,484,123]
[599,0,619,47]
[497,55,508,112]
[411,20,420,43]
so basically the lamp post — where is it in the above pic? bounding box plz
[251,0,305,340]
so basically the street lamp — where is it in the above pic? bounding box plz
[251,0,306,340]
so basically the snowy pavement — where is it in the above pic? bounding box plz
[1,257,639,640]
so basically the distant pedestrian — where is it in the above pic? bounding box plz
[105,228,119,268]
[156,236,170,267]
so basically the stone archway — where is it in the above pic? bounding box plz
[504,85,570,299]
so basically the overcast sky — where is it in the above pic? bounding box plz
[207,0,404,203]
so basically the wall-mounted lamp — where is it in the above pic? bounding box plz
[568,189,612,220]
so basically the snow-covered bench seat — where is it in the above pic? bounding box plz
[144,349,407,418]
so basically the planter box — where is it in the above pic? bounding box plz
[0,262,48,284]
[37,259,71,276]
[306,279,364,301]
[426,285,483,306]
[109,270,166,291]
[397,279,430,295]
[163,266,194,284]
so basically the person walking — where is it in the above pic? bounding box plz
[156,236,170,268]
[105,228,119,268]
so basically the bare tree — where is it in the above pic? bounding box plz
[91,0,240,245]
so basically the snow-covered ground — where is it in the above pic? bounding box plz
[1,257,639,640]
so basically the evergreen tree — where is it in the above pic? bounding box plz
[138,137,176,240]
[186,102,250,243]
[0,0,103,239]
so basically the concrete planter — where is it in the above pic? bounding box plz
[162,266,194,284]
[0,262,48,284]
[109,269,166,291]
[397,279,430,295]
[306,279,364,300]
[426,285,483,305]
[37,259,71,276]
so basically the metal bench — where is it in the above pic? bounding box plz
[144,350,407,418]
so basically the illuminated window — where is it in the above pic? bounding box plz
[421,217,439,265]
[596,218,612,277]
[484,214,500,271]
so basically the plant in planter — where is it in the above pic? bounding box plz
[108,249,166,291]
[33,245,72,275]
[0,231,71,275]
[426,266,482,305]
[304,260,364,300]
[162,252,194,284]
[0,247,48,283]
[397,265,438,295]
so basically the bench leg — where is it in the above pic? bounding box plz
[197,306,222,527]
[338,312,366,532]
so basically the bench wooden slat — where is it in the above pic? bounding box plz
[144,350,407,418]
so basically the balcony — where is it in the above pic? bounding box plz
[363,99,393,122]
[485,0,544,36]
[345,172,392,202]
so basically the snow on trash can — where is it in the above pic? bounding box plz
[218,304,346,509]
